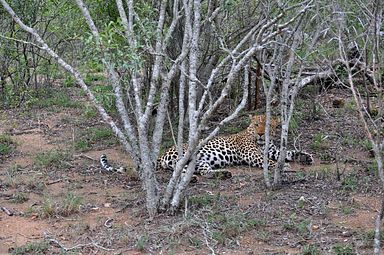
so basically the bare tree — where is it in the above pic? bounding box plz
[257,1,335,187]
[0,0,317,216]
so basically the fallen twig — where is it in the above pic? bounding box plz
[191,214,217,255]
[1,206,14,216]
[202,221,216,255]
[74,154,96,161]
[43,232,114,252]
[10,129,44,135]
[46,179,63,185]
[89,238,115,251]
[17,233,41,239]
[104,218,113,228]
[116,203,131,213]
[0,193,13,200]
[62,161,74,168]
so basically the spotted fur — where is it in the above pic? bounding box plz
[264,142,313,165]
[157,114,313,178]
[100,154,126,174]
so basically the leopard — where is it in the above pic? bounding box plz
[100,154,126,174]
[156,114,313,179]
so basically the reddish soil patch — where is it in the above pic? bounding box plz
[12,133,54,154]
[0,216,51,254]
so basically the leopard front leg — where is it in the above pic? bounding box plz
[179,164,199,183]
[287,150,313,165]
[178,160,227,183]
[267,143,314,165]
[195,161,232,179]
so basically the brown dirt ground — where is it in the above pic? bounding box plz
[0,86,383,254]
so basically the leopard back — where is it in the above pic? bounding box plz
[157,114,280,173]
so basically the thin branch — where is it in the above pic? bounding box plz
[0,34,43,49]
[44,232,114,252]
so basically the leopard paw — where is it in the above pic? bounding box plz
[296,151,314,165]
[212,171,232,180]
[190,175,198,183]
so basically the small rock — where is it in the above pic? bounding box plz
[342,231,352,237]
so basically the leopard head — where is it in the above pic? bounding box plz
[247,114,279,145]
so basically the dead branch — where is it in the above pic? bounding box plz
[0,193,13,200]
[104,218,113,228]
[203,221,216,255]
[73,154,95,161]
[9,129,44,135]
[46,179,63,185]
[1,206,14,216]
[43,232,114,252]
[17,233,41,239]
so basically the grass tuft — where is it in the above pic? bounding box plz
[10,241,49,255]
[0,134,16,156]
[11,192,29,204]
[34,149,71,170]
[332,244,355,255]
[301,245,321,255]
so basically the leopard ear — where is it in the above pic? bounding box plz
[257,114,266,124]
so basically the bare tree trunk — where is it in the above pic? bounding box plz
[170,0,214,210]
[77,0,163,217]
[261,58,278,189]
[274,23,303,186]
